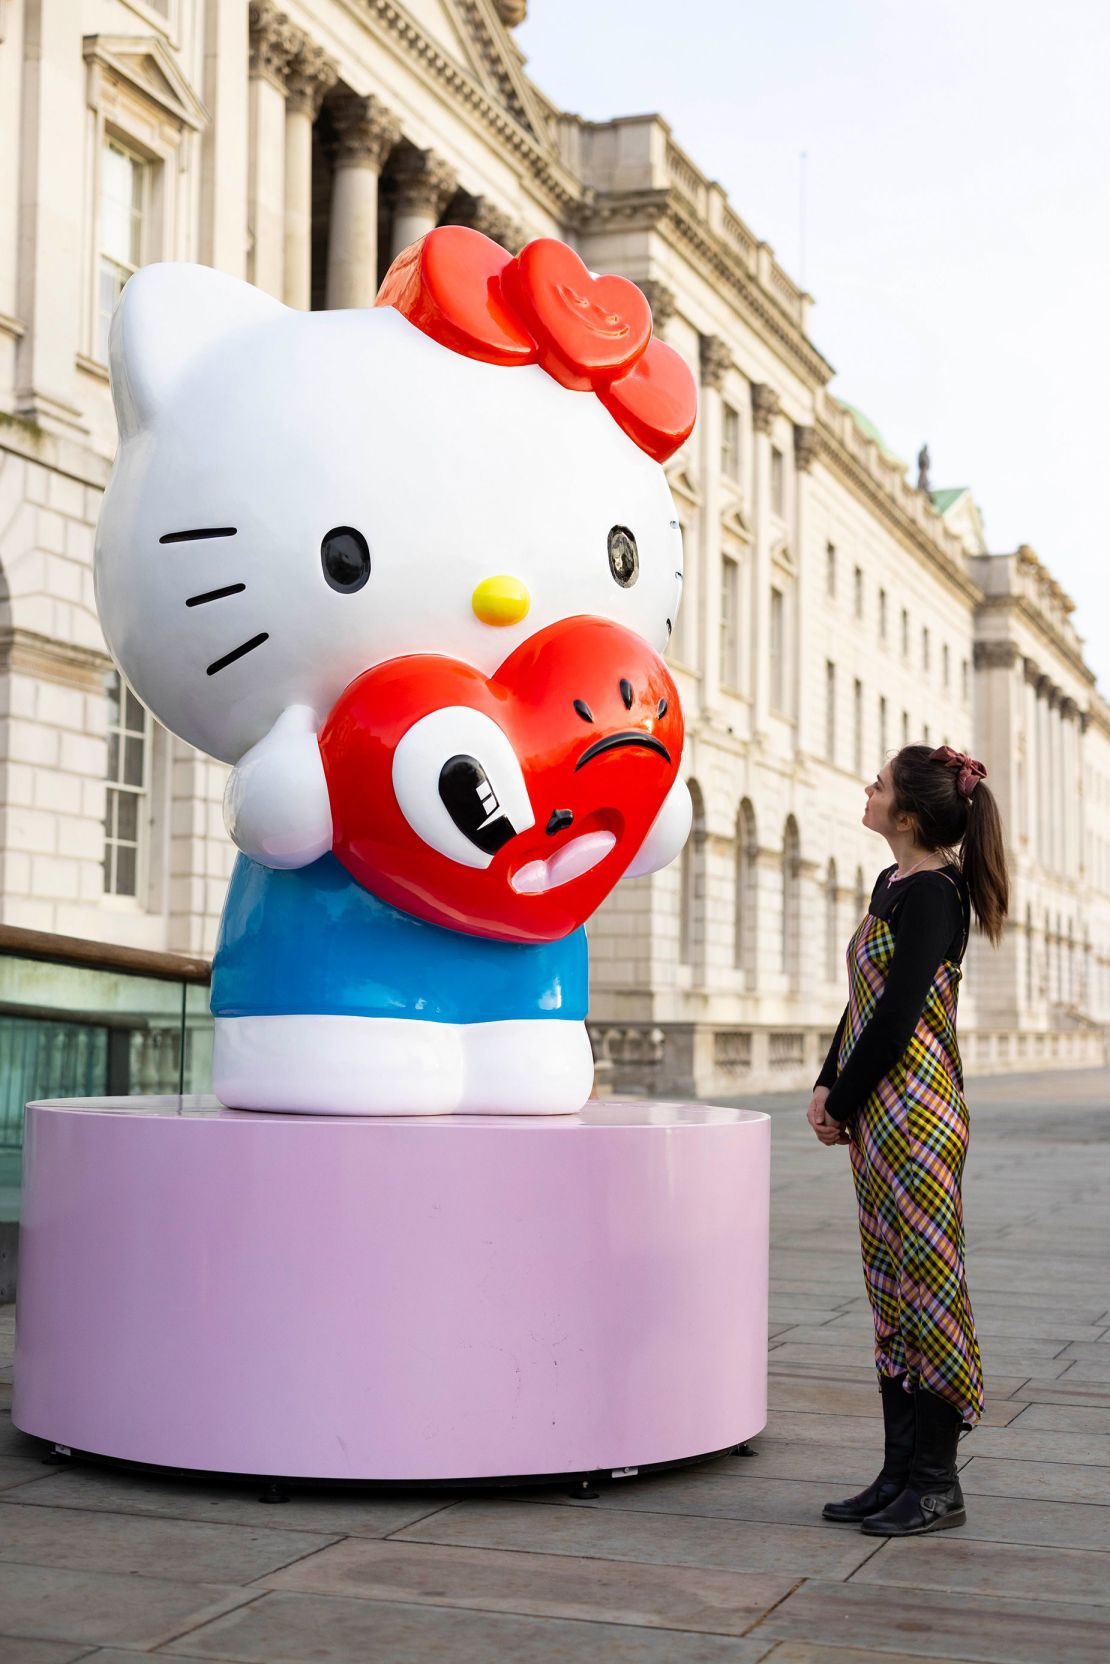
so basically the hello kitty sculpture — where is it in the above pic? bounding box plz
[95,229,697,1115]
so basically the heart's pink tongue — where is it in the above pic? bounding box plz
[511,831,617,895]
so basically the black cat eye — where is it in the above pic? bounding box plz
[321,526,371,593]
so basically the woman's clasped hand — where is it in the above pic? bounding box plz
[806,1085,851,1146]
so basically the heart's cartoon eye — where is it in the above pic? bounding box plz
[321,526,371,593]
[607,526,639,589]
[393,707,535,868]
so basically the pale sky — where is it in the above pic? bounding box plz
[517,0,1110,697]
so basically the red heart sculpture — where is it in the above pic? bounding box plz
[375,225,537,366]
[319,617,683,944]
[600,338,699,462]
[501,240,653,391]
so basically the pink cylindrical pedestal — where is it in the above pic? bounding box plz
[14,1097,769,1481]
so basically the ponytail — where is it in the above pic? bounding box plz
[890,745,1010,946]
[959,780,1010,946]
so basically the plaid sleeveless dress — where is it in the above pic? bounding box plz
[838,886,984,1427]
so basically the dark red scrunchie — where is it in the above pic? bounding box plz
[930,744,987,799]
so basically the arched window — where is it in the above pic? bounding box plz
[679,780,707,975]
[824,859,839,983]
[854,864,867,925]
[734,799,757,983]
[782,815,801,991]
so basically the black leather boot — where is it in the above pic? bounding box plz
[822,1373,915,1523]
[861,1386,966,1535]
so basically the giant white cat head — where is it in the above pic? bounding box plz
[95,242,693,764]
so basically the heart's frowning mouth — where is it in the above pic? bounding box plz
[575,731,672,771]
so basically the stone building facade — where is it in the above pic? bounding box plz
[0,0,1106,1097]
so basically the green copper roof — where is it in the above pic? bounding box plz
[840,404,890,455]
[930,487,968,514]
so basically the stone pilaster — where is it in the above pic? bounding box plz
[697,335,730,716]
[386,145,459,260]
[247,2,299,297]
[282,43,337,309]
[792,426,817,738]
[750,384,780,736]
[325,93,401,308]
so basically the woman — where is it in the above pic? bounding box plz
[808,743,1009,1537]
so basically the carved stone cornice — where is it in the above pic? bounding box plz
[812,422,982,608]
[636,280,677,331]
[972,639,1019,671]
[751,383,781,434]
[283,41,338,117]
[494,0,528,22]
[698,334,731,391]
[248,2,299,90]
[387,143,459,216]
[0,627,112,692]
[793,424,818,472]
[1022,655,1040,685]
[326,91,401,170]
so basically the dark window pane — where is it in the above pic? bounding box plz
[123,735,144,787]
[124,689,145,733]
[107,732,120,783]
[115,792,139,843]
[115,844,137,897]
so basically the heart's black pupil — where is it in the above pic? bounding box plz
[321,526,371,593]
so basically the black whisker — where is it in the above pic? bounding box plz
[620,678,634,710]
[186,584,246,608]
[160,527,238,544]
[573,699,594,723]
[207,633,269,676]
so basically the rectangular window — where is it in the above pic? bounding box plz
[826,543,836,600]
[825,660,836,762]
[901,608,910,659]
[853,566,863,621]
[879,587,887,642]
[721,404,740,479]
[879,694,888,760]
[943,642,950,688]
[104,670,150,898]
[901,708,910,747]
[770,446,785,517]
[98,138,147,363]
[962,658,969,702]
[720,554,739,686]
[853,678,863,775]
[922,626,930,673]
[770,586,784,711]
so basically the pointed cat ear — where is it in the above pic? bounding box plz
[109,263,285,440]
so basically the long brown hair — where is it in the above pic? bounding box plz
[890,744,1010,946]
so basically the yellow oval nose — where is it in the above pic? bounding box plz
[471,575,531,627]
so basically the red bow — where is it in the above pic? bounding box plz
[375,228,698,463]
[930,744,987,798]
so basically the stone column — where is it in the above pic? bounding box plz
[750,382,781,739]
[697,336,730,719]
[282,43,336,309]
[324,94,400,308]
[792,425,818,742]
[387,145,459,261]
[248,1,298,299]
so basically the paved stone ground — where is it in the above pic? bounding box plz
[0,1066,1107,1663]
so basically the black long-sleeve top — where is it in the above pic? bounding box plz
[815,862,970,1124]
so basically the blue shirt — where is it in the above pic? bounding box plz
[211,854,588,1024]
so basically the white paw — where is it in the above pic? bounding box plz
[224,704,333,869]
